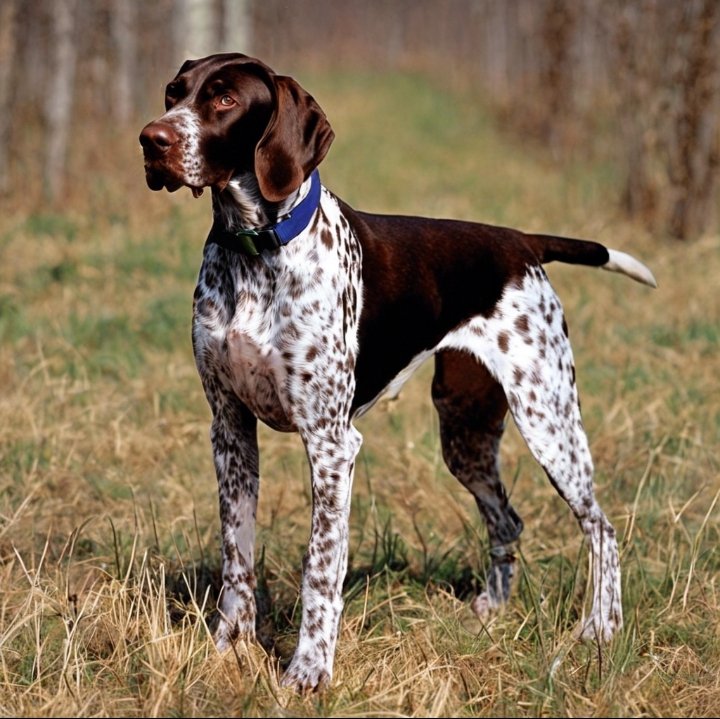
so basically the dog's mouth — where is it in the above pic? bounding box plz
[144,163,180,192]
[144,165,204,197]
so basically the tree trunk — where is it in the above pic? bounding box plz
[44,0,78,203]
[611,0,668,225]
[0,0,18,195]
[668,0,720,240]
[111,0,136,125]
[213,0,251,54]
[172,0,190,66]
[540,0,577,155]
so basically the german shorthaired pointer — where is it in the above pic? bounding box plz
[139,52,656,691]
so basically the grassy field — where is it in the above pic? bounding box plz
[1,71,719,717]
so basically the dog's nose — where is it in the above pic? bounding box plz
[139,122,178,157]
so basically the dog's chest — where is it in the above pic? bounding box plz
[192,199,362,432]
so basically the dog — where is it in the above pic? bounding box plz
[139,52,656,691]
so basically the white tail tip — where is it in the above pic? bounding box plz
[602,249,657,288]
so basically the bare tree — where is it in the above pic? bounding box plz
[212,0,228,51]
[611,0,720,239]
[44,0,78,202]
[111,0,136,125]
[667,0,720,240]
[539,0,577,155]
[212,0,252,54]
[0,0,18,195]
[172,0,190,66]
[611,1,665,225]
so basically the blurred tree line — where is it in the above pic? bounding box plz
[1,0,718,241]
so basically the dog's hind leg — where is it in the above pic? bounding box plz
[505,353,623,642]
[432,349,523,618]
[439,267,623,641]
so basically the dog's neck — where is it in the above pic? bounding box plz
[211,172,309,232]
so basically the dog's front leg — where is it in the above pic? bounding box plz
[208,395,260,650]
[281,425,363,692]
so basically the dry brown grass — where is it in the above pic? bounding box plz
[1,71,719,717]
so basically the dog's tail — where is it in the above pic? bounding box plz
[527,234,657,288]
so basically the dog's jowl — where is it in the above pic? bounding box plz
[140,52,656,692]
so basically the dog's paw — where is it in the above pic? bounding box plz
[470,592,499,621]
[212,616,256,652]
[575,611,622,644]
[470,591,507,622]
[280,654,331,693]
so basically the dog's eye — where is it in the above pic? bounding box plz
[165,82,181,110]
[218,94,235,107]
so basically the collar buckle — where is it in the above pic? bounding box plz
[235,228,281,256]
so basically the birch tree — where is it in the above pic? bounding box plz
[111,0,136,124]
[44,0,78,202]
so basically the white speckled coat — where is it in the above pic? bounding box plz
[140,52,657,692]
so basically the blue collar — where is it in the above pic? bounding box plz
[208,170,321,256]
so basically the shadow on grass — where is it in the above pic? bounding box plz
[161,519,485,667]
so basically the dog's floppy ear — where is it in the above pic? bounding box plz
[255,75,334,202]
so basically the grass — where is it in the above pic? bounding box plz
[1,71,719,716]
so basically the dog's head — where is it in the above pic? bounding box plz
[139,53,334,202]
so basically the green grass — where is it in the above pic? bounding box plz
[1,71,719,716]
